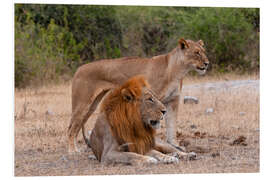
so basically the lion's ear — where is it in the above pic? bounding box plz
[121,88,134,102]
[197,39,204,47]
[178,38,189,49]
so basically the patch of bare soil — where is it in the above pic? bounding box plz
[14,79,259,176]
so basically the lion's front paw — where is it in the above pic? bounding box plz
[162,156,179,164]
[145,157,158,164]
[172,151,197,161]
[187,152,197,160]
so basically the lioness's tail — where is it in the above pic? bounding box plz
[82,125,91,148]
[82,88,111,148]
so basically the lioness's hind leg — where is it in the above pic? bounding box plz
[68,100,95,153]
[68,106,88,153]
[68,84,114,153]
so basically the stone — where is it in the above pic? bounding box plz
[205,108,214,114]
[184,96,199,104]
[190,124,197,129]
[239,112,246,116]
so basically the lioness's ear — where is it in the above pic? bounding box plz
[121,88,134,102]
[178,38,189,49]
[198,39,204,46]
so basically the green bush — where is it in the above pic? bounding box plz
[15,5,259,87]
[15,15,83,87]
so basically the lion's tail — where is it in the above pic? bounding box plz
[81,88,111,149]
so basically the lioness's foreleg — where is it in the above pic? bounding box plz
[146,150,179,164]
[164,95,180,146]
[103,151,158,165]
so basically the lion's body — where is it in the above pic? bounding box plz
[67,38,209,153]
[89,76,189,165]
[101,77,156,154]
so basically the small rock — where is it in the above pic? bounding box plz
[45,109,54,116]
[232,126,240,130]
[194,131,207,138]
[211,152,220,158]
[59,155,68,162]
[88,155,97,160]
[220,135,230,140]
[230,135,247,146]
[190,124,197,129]
[239,112,246,116]
[205,108,214,114]
[176,131,183,138]
[184,96,199,104]
[179,139,190,147]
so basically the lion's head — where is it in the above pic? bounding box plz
[102,75,166,154]
[173,38,209,75]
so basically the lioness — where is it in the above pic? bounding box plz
[89,75,192,165]
[68,38,209,153]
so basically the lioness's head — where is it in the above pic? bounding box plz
[120,76,166,130]
[177,38,209,75]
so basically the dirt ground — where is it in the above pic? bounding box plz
[14,74,259,176]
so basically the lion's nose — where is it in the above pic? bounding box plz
[161,110,167,115]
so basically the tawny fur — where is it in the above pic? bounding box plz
[89,76,197,165]
[68,38,209,153]
[103,76,155,155]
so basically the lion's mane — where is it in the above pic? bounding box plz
[101,76,155,155]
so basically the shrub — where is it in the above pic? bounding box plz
[15,15,82,87]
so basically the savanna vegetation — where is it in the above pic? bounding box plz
[15,4,259,87]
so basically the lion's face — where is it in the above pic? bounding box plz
[179,39,209,75]
[139,88,166,129]
[120,76,166,130]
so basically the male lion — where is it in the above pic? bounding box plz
[68,38,209,153]
[89,76,192,165]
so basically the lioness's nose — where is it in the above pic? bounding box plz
[161,110,167,115]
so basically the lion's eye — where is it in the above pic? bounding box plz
[196,51,200,55]
[148,97,154,102]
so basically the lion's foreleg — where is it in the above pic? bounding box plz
[154,140,197,160]
[146,150,179,164]
[102,151,158,165]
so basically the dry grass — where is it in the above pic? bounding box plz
[14,74,259,176]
